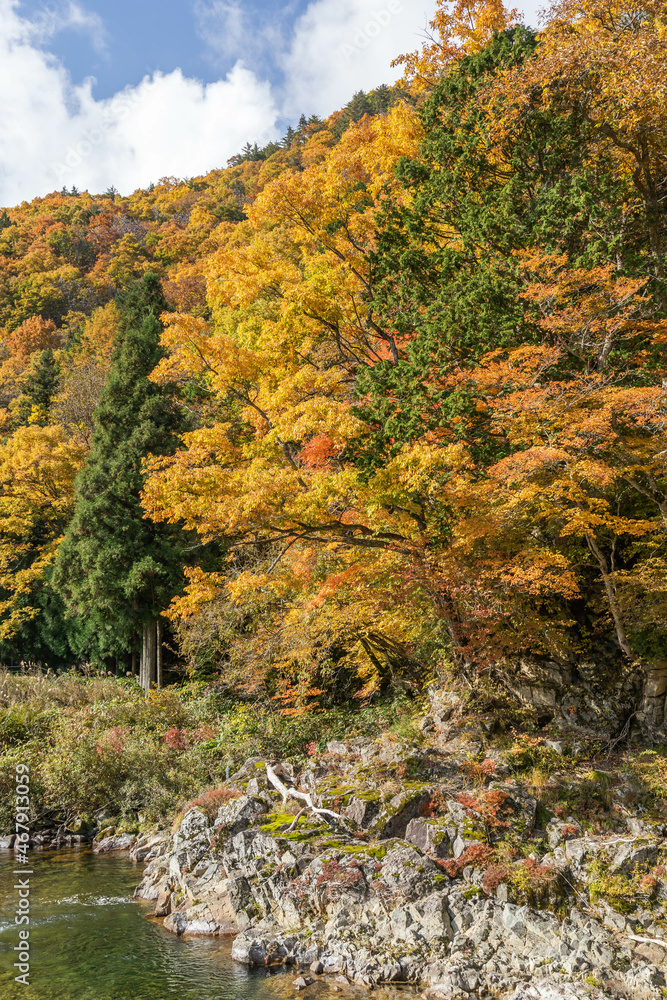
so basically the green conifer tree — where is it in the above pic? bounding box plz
[53,273,188,689]
[11,349,59,428]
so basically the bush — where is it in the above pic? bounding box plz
[0,670,424,832]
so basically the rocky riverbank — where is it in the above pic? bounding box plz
[127,697,667,1000]
[6,678,667,1000]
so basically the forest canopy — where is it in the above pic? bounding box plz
[0,0,665,715]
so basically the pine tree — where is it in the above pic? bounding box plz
[53,273,188,689]
[11,349,59,428]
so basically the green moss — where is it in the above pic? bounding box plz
[259,811,297,834]
[587,852,653,913]
[462,821,485,841]
[338,843,387,859]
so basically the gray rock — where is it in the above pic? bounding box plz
[369,788,433,838]
[176,807,210,842]
[405,818,450,857]
[164,912,187,935]
[344,796,380,828]
[93,833,136,853]
[609,840,658,875]
[215,795,269,834]
[293,976,312,989]
[154,885,172,917]
[232,934,289,966]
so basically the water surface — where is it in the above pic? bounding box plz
[0,847,409,1000]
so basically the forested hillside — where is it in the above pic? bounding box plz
[0,0,665,722]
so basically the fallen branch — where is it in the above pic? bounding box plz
[626,934,667,950]
[286,806,308,833]
[265,763,351,832]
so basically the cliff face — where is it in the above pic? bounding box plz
[131,696,667,1000]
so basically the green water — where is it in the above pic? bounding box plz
[0,848,406,1000]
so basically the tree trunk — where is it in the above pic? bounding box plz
[147,619,156,693]
[156,619,163,690]
[141,623,149,695]
[585,533,633,659]
[131,645,137,677]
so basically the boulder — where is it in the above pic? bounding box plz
[93,833,136,853]
[368,787,433,838]
[405,818,450,858]
[154,885,172,917]
[344,796,380,828]
[175,807,210,843]
[609,840,658,875]
[232,933,290,966]
[215,795,269,834]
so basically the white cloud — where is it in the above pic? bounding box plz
[0,0,279,204]
[281,0,433,117]
[14,0,108,53]
[280,0,545,118]
[193,0,246,62]
[0,0,547,205]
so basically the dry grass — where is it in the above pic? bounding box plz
[0,668,131,711]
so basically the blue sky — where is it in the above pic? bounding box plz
[0,0,541,204]
[16,0,319,98]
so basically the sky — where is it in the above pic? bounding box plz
[0,0,542,206]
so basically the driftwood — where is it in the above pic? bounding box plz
[627,934,667,950]
[265,763,350,832]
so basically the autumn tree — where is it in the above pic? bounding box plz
[0,425,85,665]
[357,14,667,681]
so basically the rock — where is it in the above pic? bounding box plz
[0,834,16,848]
[405,817,450,857]
[164,912,187,936]
[609,840,658,875]
[626,816,665,837]
[154,886,172,917]
[231,934,289,966]
[428,687,463,727]
[214,795,269,834]
[131,832,168,863]
[344,796,380,828]
[369,788,433,838]
[93,833,136,853]
[175,808,210,843]
[546,819,581,849]
[563,837,604,868]
[495,883,509,903]
[123,746,667,1000]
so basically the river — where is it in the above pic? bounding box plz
[0,848,412,1000]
